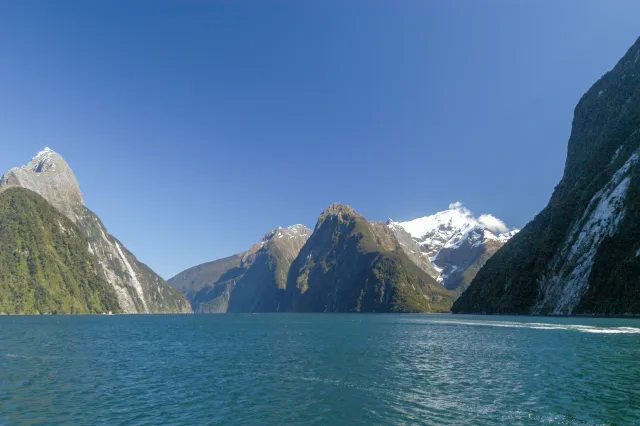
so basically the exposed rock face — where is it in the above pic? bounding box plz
[388,203,518,290]
[1,148,84,222]
[432,225,505,292]
[0,148,191,314]
[453,37,640,315]
[0,188,121,314]
[281,203,454,313]
[386,223,442,280]
[170,225,312,313]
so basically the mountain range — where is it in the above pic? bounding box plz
[170,202,517,313]
[170,224,312,313]
[3,147,517,315]
[3,37,639,316]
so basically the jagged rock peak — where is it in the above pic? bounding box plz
[1,147,85,221]
[388,202,518,251]
[261,224,313,243]
[317,203,360,226]
[12,147,66,174]
[387,202,519,290]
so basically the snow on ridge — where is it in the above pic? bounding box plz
[498,229,520,243]
[35,147,54,157]
[286,224,311,235]
[5,147,57,174]
[261,224,312,244]
[443,223,484,249]
[391,202,516,252]
[390,203,475,240]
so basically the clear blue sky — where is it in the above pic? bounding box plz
[0,1,638,279]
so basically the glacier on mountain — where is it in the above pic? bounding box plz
[388,202,519,289]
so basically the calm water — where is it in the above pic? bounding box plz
[0,314,638,425]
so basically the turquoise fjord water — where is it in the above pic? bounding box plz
[0,315,638,425]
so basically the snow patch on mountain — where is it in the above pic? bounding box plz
[389,202,518,258]
[444,224,485,250]
[263,224,312,242]
[388,203,519,289]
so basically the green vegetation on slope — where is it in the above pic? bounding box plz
[170,226,311,313]
[169,254,243,297]
[284,204,454,313]
[0,188,121,314]
[453,37,640,315]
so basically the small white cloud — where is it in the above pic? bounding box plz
[478,214,509,234]
[448,201,464,210]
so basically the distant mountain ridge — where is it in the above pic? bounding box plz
[170,224,312,313]
[171,202,515,313]
[172,203,455,313]
[388,202,519,290]
[1,148,191,314]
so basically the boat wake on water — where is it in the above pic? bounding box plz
[424,319,640,334]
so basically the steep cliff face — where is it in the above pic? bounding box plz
[1,148,84,222]
[1,149,191,314]
[282,204,454,313]
[386,224,442,280]
[454,37,640,315]
[170,225,312,313]
[0,188,120,314]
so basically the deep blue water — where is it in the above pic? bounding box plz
[0,314,638,425]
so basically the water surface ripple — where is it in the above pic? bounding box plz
[0,314,638,425]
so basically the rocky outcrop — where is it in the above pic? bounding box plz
[1,148,191,314]
[1,148,84,222]
[386,223,442,280]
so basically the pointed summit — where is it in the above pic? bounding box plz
[388,203,518,291]
[257,224,312,246]
[321,203,358,216]
[1,148,84,219]
[37,146,54,155]
[0,148,84,221]
[317,203,360,229]
[282,202,453,313]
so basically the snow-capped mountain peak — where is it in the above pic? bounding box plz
[390,202,518,252]
[388,202,519,290]
[389,202,475,244]
[258,224,313,246]
[389,202,513,258]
